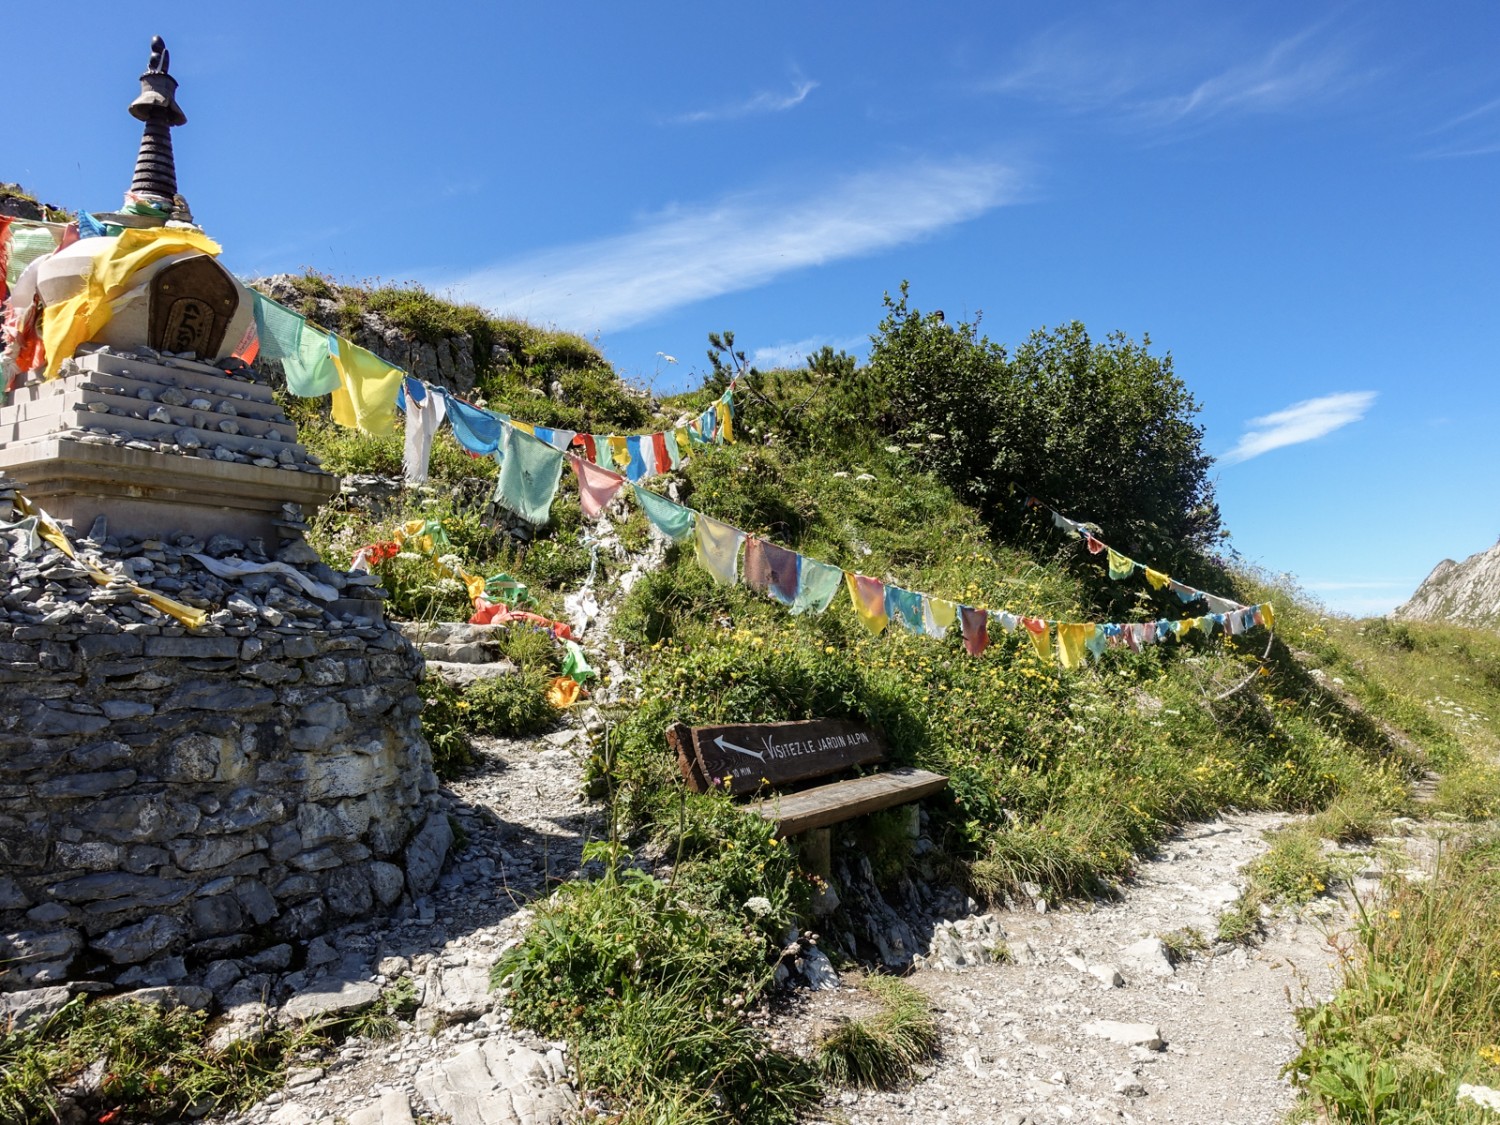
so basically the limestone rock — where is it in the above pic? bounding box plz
[405,810,454,897]
[1118,936,1175,978]
[414,1040,575,1125]
[281,974,382,1022]
[346,1090,417,1125]
[1395,539,1500,628]
[0,985,71,1030]
[1082,1020,1165,1051]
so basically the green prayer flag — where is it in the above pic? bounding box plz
[790,557,844,615]
[493,426,565,526]
[561,640,595,683]
[633,485,694,541]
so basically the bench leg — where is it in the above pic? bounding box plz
[801,826,839,916]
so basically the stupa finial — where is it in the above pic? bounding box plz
[124,35,188,222]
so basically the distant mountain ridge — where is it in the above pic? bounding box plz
[1394,538,1500,628]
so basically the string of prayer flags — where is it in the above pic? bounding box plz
[1025,494,1246,612]
[486,414,1274,674]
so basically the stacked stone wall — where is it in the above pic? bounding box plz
[0,592,444,989]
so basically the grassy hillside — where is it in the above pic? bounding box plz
[275,288,1500,1120]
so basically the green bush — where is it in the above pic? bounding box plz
[492,839,817,1123]
[464,671,560,738]
[865,284,1221,572]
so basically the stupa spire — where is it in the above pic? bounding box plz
[125,36,187,219]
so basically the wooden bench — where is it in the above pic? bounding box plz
[664,718,948,836]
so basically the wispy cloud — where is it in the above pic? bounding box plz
[1137,27,1355,125]
[673,78,818,125]
[441,157,1020,332]
[1418,94,1500,158]
[1221,391,1377,465]
[750,335,867,371]
[983,20,1357,129]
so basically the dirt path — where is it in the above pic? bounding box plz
[817,813,1347,1125]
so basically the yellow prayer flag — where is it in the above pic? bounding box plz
[1144,568,1169,590]
[1056,622,1088,670]
[330,338,404,435]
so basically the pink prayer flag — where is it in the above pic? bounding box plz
[570,455,625,518]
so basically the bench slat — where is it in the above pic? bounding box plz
[750,767,949,836]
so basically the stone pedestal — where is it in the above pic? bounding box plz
[0,349,336,542]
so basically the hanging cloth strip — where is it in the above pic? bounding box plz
[572,455,627,519]
[694,514,745,585]
[884,585,926,634]
[922,596,958,639]
[493,425,566,526]
[41,227,221,379]
[960,606,990,656]
[743,537,801,607]
[330,337,406,436]
[633,484,695,541]
[845,572,890,635]
[790,557,844,616]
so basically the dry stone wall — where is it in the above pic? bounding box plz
[0,513,448,991]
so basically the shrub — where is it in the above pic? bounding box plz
[464,670,560,738]
[866,284,1221,570]
[419,678,475,780]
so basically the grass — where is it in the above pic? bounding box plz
[1287,836,1500,1123]
[0,997,322,1123]
[815,975,939,1088]
[491,833,818,1124]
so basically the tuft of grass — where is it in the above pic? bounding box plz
[1247,826,1347,905]
[419,678,476,780]
[464,670,561,738]
[815,975,940,1089]
[1287,836,1500,1121]
[1312,790,1397,845]
[1160,926,1209,964]
[345,977,419,1041]
[1217,826,1350,945]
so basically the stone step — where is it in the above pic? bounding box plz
[79,350,276,407]
[424,660,518,687]
[74,372,287,425]
[69,390,304,450]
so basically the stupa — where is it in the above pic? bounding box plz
[0,36,336,544]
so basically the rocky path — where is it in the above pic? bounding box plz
[218,728,598,1125]
[825,813,1345,1125]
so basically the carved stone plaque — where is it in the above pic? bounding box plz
[148,256,239,358]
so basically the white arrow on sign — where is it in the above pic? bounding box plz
[713,735,766,763]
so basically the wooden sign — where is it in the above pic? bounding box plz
[665,718,886,795]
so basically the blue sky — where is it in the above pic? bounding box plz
[10,2,1498,615]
